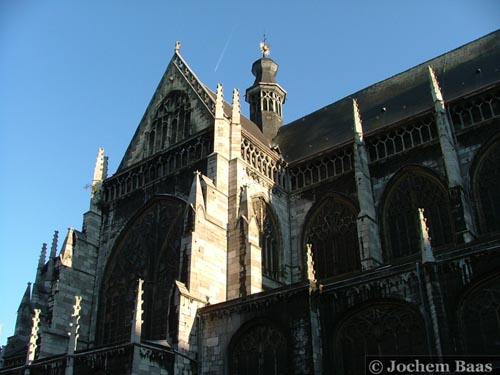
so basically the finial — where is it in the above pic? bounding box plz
[259,34,270,57]
[175,41,181,53]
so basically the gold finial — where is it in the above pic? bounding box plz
[259,34,270,57]
[175,41,181,53]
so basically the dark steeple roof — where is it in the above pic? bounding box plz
[275,30,500,164]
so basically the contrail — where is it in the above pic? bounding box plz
[214,25,237,72]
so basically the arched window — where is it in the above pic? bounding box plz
[229,321,288,375]
[459,275,500,355]
[334,302,427,375]
[473,139,500,234]
[148,91,191,155]
[304,195,360,279]
[383,168,454,260]
[252,197,281,281]
[98,197,185,344]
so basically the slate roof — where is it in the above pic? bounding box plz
[275,30,500,164]
[204,88,270,146]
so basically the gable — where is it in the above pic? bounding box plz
[116,52,218,172]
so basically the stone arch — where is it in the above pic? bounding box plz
[228,318,289,375]
[303,193,360,279]
[333,299,427,375]
[380,166,454,260]
[251,196,283,281]
[470,136,500,234]
[97,195,186,345]
[457,272,500,354]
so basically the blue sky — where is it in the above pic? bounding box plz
[0,0,498,346]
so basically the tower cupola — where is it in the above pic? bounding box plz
[245,38,286,141]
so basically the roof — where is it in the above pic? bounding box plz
[275,30,500,164]
[204,87,271,146]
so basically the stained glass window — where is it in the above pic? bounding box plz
[148,91,191,155]
[474,140,500,234]
[230,322,288,375]
[98,198,185,344]
[304,195,360,278]
[460,276,500,354]
[252,198,281,280]
[383,169,453,259]
[334,303,427,375]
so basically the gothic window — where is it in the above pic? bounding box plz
[473,139,500,234]
[304,195,360,279]
[459,275,500,354]
[252,197,281,281]
[148,91,191,155]
[98,197,185,344]
[230,321,288,375]
[334,302,427,375]
[383,169,454,260]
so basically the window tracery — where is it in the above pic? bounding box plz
[459,276,500,355]
[252,197,281,281]
[450,88,500,131]
[334,302,426,375]
[230,322,288,375]
[383,169,454,259]
[304,195,360,279]
[147,91,191,156]
[473,139,500,234]
[98,198,185,344]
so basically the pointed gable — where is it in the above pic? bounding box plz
[117,49,272,173]
[117,51,219,172]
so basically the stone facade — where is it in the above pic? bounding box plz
[1,31,500,375]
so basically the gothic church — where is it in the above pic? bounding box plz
[1,30,500,375]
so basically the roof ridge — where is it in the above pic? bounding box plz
[172,51,216,116]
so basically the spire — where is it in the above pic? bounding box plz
[37,243,47,271]
[34,244,47,305]
[19,282,32,310]
[428,66,444,104]
[305,244,316,282]
[215,83,224,119]
[353,99,364,144]
[352,99,383,269]
[131,278,144,344]
[14,283,33,338]
[230,88,242,159]
[427,66,476,242]
[92,148,108,184]
[50,230,59,259]
[418,208,435,263]
[245,38,286,141]
[25,308,41,366]
[60,227,75,267]
[188,171,205,213]
[239,184,255,221]
[231,88,240,125]
[90,148,108,207]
